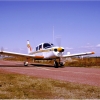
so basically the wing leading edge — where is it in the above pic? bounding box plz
[0,51,44,59]
[0,50,95,59]
[62,51,95,58]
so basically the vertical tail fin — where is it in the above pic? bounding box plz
[27,40,32,54]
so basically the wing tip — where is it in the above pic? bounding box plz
[91,51,95,54]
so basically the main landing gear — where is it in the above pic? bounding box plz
[24,58,29,66]
[54,59,64,68]
[54,60,59,68]
[24,61,28,66]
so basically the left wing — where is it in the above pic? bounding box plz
[62,51,95,58]
[0,50,44,59]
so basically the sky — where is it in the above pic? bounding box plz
[0,0,100,56]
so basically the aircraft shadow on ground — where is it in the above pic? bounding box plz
[31,64,65,68]
[0,64,54,67]
[31,64,53,67]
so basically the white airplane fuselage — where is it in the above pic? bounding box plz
[29,46,64,60]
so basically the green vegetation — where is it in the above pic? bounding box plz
[0,72,100,99]
[65,57,100,68]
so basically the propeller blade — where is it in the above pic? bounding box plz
[56,36,61,47]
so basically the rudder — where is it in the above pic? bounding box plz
[27,40,32,54]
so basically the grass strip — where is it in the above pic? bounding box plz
[0,72,100,99]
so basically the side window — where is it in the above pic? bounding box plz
[36,46,38,51]
[43,43,46,49]
[39,45,42,50]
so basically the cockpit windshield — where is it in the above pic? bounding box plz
[43,43,54,49]
[51,43,54,47]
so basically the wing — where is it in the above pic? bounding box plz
[62,51,95,58]
[0,50,44,59]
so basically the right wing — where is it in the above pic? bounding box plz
[0,50,44,59]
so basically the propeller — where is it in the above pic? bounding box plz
[56,35,61,47]
[55,36,64,63]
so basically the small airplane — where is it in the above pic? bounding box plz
[0,40,95,68]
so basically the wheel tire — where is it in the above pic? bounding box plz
[54,61,59,68]
[24,62,28,66]
[60,62,64,66]
[60,62,65,68]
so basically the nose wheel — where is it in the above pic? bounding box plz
[59,62,64,66]
[59,62,64,67]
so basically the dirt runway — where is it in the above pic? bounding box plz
[0,60,100,87]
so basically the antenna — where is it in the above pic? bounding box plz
[53,26,54,44]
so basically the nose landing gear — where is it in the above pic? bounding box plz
[59,62,64,67]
